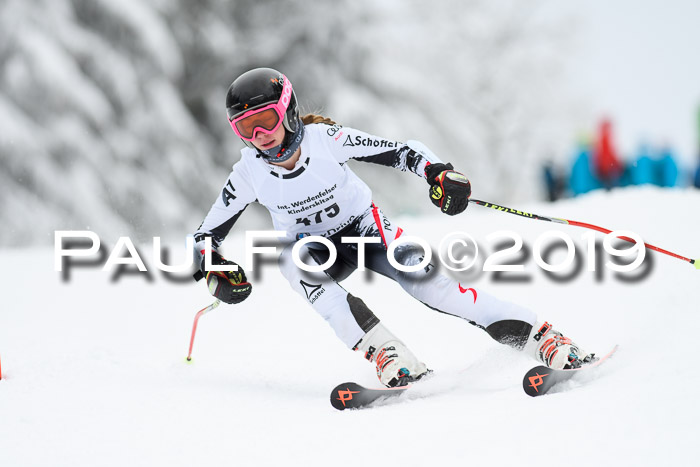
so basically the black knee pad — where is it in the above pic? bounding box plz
[485,320,533,350]
[347,294,380,334]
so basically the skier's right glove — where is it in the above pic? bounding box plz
[201,251,252,304]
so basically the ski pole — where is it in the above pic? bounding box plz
[186,299,221,362]
[469,198,699,269]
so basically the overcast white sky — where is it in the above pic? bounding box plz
[548,0,700,167]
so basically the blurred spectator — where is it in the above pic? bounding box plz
[656,145,679,187]
[695,105,700,189]
[542,160,565,201]
[629,143,655,185]
[569,141,602,196]
[593,119,624,188]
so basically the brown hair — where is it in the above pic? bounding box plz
[301,114,337,126]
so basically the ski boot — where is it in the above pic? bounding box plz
[355,323,430,387]
[530,322,596,369]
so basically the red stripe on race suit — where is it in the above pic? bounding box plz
[371,202,388,248]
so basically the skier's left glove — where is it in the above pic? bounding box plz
[202,251,252,305]
[425,162,471,215]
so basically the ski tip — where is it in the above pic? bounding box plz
[601,344,620,361]
[693,259,700,270]
[330,381,413,411]
[330,382,363,411]
[522,366,551,397]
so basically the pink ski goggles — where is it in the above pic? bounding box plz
[228,75,293,141]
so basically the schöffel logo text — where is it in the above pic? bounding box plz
[343,135,399,148]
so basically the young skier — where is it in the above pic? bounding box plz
[193,67,594,388]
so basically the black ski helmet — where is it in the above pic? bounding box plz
[225,67,300,149]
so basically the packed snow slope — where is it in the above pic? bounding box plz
[1,186,698,467]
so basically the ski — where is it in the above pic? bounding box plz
[523,345,619,397]
[330,381,410,410]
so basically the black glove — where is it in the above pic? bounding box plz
[201,251,252,304]
[425,162,471,215]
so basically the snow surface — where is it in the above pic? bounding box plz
[1,186,699,466]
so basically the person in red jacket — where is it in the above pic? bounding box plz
[593,118,624,188]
